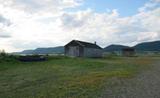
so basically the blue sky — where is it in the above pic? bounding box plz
[69,0,149,16]
[0,0,160,52]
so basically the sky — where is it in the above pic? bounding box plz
[0,0,160,52]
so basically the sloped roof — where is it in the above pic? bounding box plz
[65,40,102,49]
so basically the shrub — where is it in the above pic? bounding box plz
[0,50,18,62]
[0,50,7,57]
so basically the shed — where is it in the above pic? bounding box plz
[122,48,135,56]
[65,40,103,57]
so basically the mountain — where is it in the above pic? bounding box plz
[104,45,129,52]
[33,46,64,54]
[104,40,160,52]
[15,46,64,54]
[21,50,34,54]
[134,41,160,52]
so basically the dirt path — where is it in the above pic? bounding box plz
[103,61,160,98]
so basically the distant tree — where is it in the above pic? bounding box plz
[0,49,7,57]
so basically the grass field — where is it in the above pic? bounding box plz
[0,56,158,98]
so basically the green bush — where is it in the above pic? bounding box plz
[0,50,6,57]
[0,50,18,62]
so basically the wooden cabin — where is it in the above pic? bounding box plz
[65,40,103,57]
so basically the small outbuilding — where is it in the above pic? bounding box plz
[122,48,135,56]
[65,40,103,57]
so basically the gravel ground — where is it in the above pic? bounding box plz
[103,61,160,98]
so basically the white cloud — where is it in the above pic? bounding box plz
[0,0,83,14]
[0,0,159,52]
[0,15,11,26]
[153,0,160,2]
[60,7,160,46]
[0,14,11,38]
[139,0,160,12]
[0,0,84,51]
[0,29,11,38]
[137,32,159,42]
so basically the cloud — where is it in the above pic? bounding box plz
[153,0,160,2]
[0,0,159,52]
[61,9,92,29]
[0,29,11,38]
[60,5,160,46]
[139,0,160,12]
[0,15,11,38]
[137,32,159,42]
[0,34,11,38]
[0,0,83,14]
[0,15,11,26]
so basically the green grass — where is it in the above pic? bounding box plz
[0,56,158,98]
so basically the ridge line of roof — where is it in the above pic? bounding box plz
[73,40,102,49]
[65,40,102,49]
[74,40,85,46]
[74,40,95,45]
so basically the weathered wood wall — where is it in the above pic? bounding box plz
[83,48,103,57]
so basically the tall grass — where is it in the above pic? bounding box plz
[0,56,158,98]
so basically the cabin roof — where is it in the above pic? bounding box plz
[65,40,102,49]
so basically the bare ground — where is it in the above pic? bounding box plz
[103,61,160,98]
